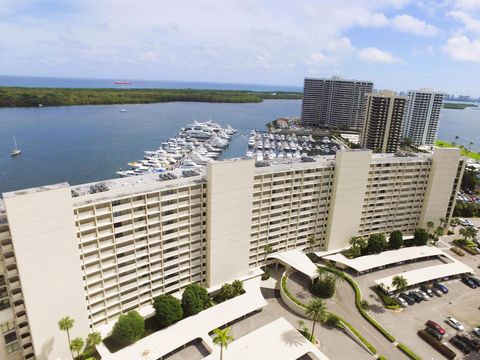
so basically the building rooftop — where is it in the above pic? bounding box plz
[375,261,474,291]
[204,317,330,360]
[323,246,446,273]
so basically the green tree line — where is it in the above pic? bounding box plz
[0,87,302,107]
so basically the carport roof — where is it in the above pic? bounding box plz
[322,246,444,273]
[204,317,330,360]
[375,261,474,290]
[269,249,319,279]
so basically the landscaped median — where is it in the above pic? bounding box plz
[327,268,422,360]
[280,272,380,357]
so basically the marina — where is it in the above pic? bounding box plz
[245,130,346,163]
[117,120,237,177]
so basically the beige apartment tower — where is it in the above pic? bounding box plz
[0,148,464,360]
[361,91,407,153]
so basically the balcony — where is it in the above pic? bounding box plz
[21,335,32,347]
[7,267,18,279]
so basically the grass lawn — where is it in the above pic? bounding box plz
[435,140,480,161]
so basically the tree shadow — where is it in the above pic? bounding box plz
[37,336,54,360]
[368,304,385,314]
[281,329,308,347]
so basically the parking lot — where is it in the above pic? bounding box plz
[352,239,480,359]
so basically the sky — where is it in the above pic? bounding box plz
[0,0,479,95]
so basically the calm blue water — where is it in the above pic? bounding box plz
[0,100,301,193]
[0,75,302,92]
[0,74,478,194]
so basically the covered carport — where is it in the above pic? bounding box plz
[268,249,319,281]
[375,261,474,292]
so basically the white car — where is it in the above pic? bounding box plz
[473,327,480,337]
[446,317,464,331]
[395,296,408,308]
[417,290,430,301]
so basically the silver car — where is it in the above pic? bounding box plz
[446,317,464,331]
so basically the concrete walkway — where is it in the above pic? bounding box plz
[287,271,406,359]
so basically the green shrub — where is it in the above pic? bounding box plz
[366,233,388,254]
[182,284,209,316]
[310,278,336,298]
[451,247,466,256]
[413,228,429,246]
[378,356,387,360]
[418,330,456,359]
[111,311,144,345]
[397,343,422,360]
[377,290,401,310]
[261,268,271,280]
[153,295,183,327]
[389,230,403,250]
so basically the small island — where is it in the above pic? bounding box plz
[443,102,479,110]
[0,86,302,108]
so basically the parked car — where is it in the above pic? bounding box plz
[459,335,480,351]
[395,296,408,308]
[446,317,464,331]
[425,326,443,341]
[426,320,446,335]
[434,282,449,294]
[431,287,443,297]
[399,292,415,305]
[450,336,471,354]
[472,327,480,337]
[416,290,430,301]
[461,277,477,289]
[420,285,434,297]
[468,277,480,287]
[408,291,423,303]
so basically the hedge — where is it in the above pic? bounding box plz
[451,247,466,256]
[397,343,422,360]
[377,356,387,360]
[339,317,377,354]
[340,272,396,342]
[377,290,401,310]
[282,273,378,355]
[281,275,307,308]
[417,330,456,359]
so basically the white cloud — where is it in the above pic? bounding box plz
[392,14,438,36]
[357,47,402,63]
[449,11,480,33]
[307,52,330,64]
[453,0,480,11]
[442,34,480,62]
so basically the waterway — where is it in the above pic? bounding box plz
[0,77,478,193]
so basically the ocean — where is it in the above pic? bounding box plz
[0,76,478,193]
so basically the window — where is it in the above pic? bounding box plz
[1,320,15,333]
[4,331,17,344]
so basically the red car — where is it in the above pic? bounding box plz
[426,320,446,335]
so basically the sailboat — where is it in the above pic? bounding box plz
[10,135,21,156]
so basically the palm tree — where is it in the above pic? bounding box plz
[305,298,327,343]
[450,217,459,232]
[433,226,445,245]
[469,141,474,152]
[70,337,84,359]
[307,235,316,253]
[391,275,408,292]
[86,331,102,353]
[453,135,459,146]
[263,244,272,268]
[58,316,75,360]
[213,327,234,360]
[348,236,366,258]
[426,221,434,234]
[297,319,306,331]
[439,217,446,228]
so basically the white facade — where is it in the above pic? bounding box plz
[403,89,445,146]
[0,148,464,360]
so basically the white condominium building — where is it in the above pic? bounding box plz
[0,148,464,360]
[403,89,445,146]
